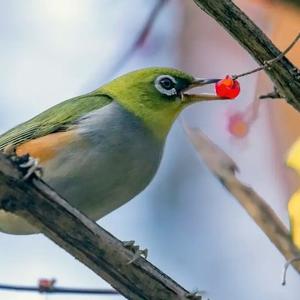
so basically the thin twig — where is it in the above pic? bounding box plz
[232,33,300,80]
[259,87,281,99]
[282,257,300,286]
[0,283,118,295]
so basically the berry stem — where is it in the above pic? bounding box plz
[232,33,300,80]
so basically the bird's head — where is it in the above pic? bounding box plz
[99,67,223,139]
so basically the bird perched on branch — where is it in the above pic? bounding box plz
[0,67,222,235]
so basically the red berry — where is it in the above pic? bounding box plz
[215,75,240,99]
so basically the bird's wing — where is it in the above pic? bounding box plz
[0,93,112,150]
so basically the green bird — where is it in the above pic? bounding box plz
[0,67,223,235]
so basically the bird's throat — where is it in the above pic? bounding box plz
[99,88,181,141]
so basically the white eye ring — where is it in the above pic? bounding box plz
[154,75,177,96]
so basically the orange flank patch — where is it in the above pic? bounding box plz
[16,131,77,164]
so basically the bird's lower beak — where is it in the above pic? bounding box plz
[181,78,223,103]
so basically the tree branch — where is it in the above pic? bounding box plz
[183,125,300,277]
[0,153,194,300]
[192,0,300,111]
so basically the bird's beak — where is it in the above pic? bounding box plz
[181,77,223,103]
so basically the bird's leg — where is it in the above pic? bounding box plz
[122,240,148,264]
[3,145,43,180]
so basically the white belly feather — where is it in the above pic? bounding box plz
[0,102,164,234]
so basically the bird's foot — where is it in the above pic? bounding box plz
[18,155,43,180]
[292,67,300,81]
[3,146,43,180]
[186,290,203,300]
[122,240,148,264]
[282,256,300,285]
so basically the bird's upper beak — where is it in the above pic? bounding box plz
[181,77,223,103]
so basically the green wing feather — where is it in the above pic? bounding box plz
[0,92,112,150]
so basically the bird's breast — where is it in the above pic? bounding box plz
[43,101,165,220]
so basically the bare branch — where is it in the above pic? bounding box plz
[183,124,300,276]
[192,0,300,111]
[259,88,281,100]
[0,153,194,300]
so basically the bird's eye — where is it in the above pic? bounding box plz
[160,77,175,90]
[155,75,177,97]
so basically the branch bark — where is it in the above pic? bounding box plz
[0,153,193,300]
[192,0,300,111]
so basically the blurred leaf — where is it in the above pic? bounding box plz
[182,122,300,265]
[287,137,300,248]
[287,138,300,175]
[288,190,300,248]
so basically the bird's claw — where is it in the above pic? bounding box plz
[123,240,148,264]
[292,67,300,80]
[3,146,43,180]
[127,248,148,265]
[19,156,43,180]
[186,291,202,299]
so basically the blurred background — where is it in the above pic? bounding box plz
[0,0,300,299]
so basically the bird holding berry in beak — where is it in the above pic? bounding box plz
[0,67,239,236]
